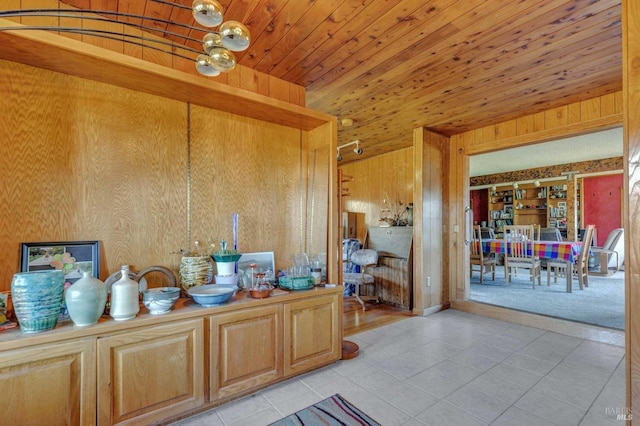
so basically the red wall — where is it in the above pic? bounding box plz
[471,189,488,225]
[582,174,623,245]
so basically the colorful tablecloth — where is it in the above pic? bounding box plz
[480,239,583,262]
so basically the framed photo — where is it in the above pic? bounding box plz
[557,201,567,209]
[20,240,100,284]
[237,252,275,288]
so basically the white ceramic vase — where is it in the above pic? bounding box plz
[65,271,107,327]
[109,265,140,321]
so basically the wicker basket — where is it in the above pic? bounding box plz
[179,256,213,291]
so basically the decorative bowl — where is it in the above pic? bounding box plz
[278,276,314,291]
[188,284,236,307]
[249,285,274,299]
[142,287,180,315]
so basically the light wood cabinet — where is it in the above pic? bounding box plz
[97,319,205,426]
[209,305,283,401]
[284,293,341,376]
[0,338,96,425]
[0,287,341,425]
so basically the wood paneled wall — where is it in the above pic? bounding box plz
[0,0,305,107]
[338,148,413,232]
[0,59,325,290]
[623,0,639,415]
[459,92,623,155]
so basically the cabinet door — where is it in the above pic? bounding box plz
[284,294,341,376]
[209,305,282,401]
[0,338,96,425]
[97,319,204,426]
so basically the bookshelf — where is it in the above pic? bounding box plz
[488,181,568,236]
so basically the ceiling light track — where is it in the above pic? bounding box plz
[337,140,363,161]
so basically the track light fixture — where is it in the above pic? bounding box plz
[337,140,363,161]
[0,0,250,78]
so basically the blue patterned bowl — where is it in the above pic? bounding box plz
[11,270,65,333]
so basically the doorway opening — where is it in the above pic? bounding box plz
[467,127,624,330]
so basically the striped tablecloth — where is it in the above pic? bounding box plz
[480,239,583,262]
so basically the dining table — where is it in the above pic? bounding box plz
[479,239,586,293]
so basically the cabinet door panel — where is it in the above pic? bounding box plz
[210,305,282,400]
[0,339,96,426]
[97,319,204,425]
[284,294,341,376]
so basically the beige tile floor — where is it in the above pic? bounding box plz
[171,309,626,426]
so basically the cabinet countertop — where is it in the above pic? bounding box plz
[0,286,342,351]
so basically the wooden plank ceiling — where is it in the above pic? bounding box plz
[59,0,622,163]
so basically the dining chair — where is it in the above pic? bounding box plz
[539,227,563,242]
[547,224,595,290]
[504,225,541,288]
[480,227,495,239]
[342,249,379,311]
[533,224,541,241]
[538,227,563,268]
[470,225,496,284]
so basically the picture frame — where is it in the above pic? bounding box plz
[557,201,567,209]
[20,240,100,283]
[236,252,276,287]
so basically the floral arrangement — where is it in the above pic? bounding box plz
[379,196,409,226]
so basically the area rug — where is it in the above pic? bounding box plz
[470,266,624,330]
[269,394,380,426]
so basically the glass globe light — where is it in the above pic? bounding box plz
[209,47,236,72]
[192,0,223,27]
[202,32,222,55]
[219,21,250,52]
[195,54,221,76]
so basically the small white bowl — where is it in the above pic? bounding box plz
[142,287,180,315]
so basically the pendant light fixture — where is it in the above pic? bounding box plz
[190,0,251,76]
[0,0,251,78]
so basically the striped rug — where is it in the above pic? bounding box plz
[269,394,381,426]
